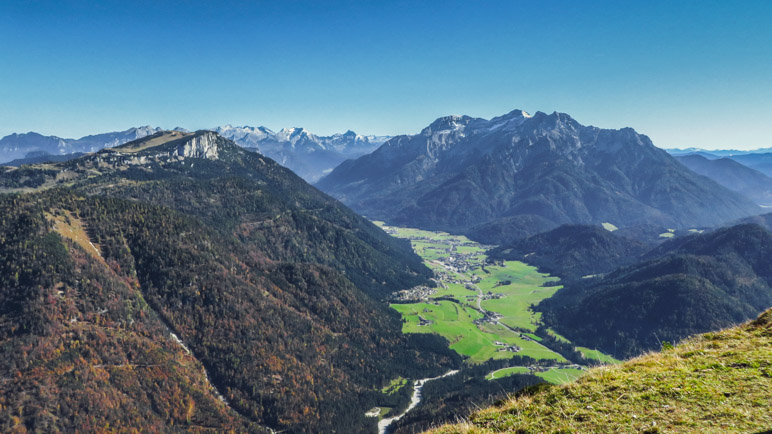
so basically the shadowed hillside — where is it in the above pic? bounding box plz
[488,224,649,280]
[538,224,772,358]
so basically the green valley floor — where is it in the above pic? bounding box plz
[376,223,618,384]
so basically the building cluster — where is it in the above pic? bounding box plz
[493,341,521,353]
[390,285,436,302]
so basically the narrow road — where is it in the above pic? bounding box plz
[377,370,459,434]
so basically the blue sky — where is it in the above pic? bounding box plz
[1,0,771,149]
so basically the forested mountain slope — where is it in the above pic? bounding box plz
[537,224,772,358]
[0,196,258,432]
[0,131,458,433]
[488,224,649,280]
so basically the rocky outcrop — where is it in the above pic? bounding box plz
[174,132,220,159]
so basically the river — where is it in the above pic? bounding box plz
[377,369,459,434]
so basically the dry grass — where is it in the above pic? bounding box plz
[431,309,772,433]
[114,131,190,153]
[47,209,106,265]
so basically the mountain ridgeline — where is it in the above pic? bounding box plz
[215,125,389,182]
[676,153,772,206]
[317,110,761,243]
[0,126,162,163]
[668,148,772,178]
[0,131,460,433]
[0,125,390,183]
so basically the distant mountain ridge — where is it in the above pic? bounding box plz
[0,126,161,163]
[676,154,772,206]
[666,148,772,178]
[318,109,762,241]
[665,146,772,157]
[214,125,390,182]
[1,125,391,182]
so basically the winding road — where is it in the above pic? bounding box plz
[377,370,459,434]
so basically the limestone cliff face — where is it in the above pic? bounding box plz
[175,132,220,159]
[92,131,223,167]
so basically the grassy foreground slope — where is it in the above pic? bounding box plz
[431,309,772,433]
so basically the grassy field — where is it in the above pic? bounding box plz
[485,366,530,380]
[480,285,560,332]
[383,224,575,364]
[431,310,772,433]
[381,377,408,395]
[486,366,584,384]
[601,222,618,231]
[114,131,190,153]
[46,209,106,266]
[471,261,562,332]
[546,328,571,343]
[432,282,477,299]
[576,346,621,364]
[391,302,565,363]
[535,367,585,384]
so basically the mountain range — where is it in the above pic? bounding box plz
[665,146,772,157]
[214,125,390,182]
[675,154,772,206]
[667,148,772,178]
[0,126,391,183]
[317,110,762,243]
[0,130,458,432]
[0,126,162,163]
[3,112,772,432]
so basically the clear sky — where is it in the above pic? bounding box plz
[1,0,771,149]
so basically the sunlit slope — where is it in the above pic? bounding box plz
[431,309,772,433]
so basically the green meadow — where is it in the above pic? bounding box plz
[486,366,530,380]
[486,366,585,384]
[535,367,585,384]
[383,225,568,363]
[381,223,614,378]
[391,301,565,363]
[576,347,621,364]
[477,262,562,332]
